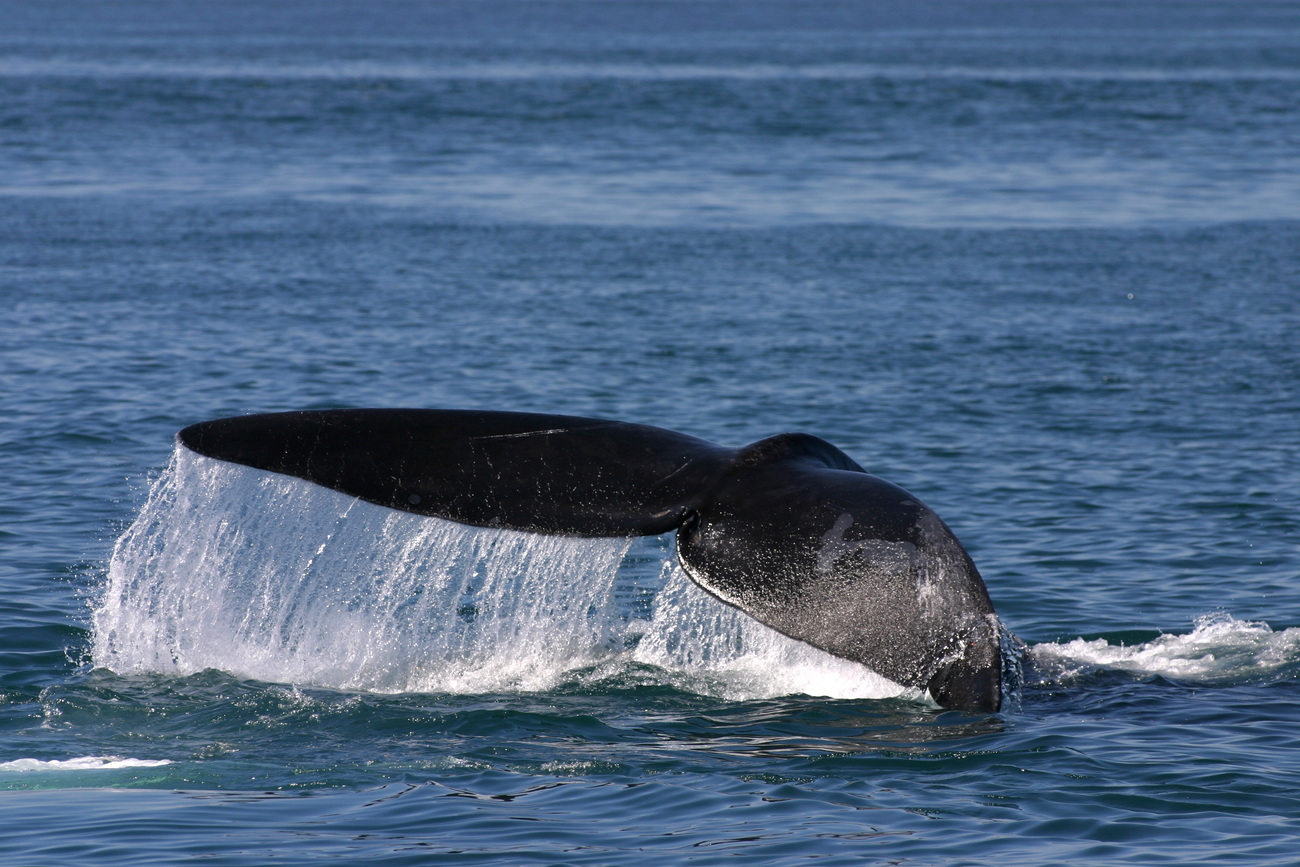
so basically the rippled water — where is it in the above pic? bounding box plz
[3,1,1300,864]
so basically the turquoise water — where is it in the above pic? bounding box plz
[3,2,1300,863]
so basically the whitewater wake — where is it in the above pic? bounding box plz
[0,757,172,773]
[1030,614,1300,685]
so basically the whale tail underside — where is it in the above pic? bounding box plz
[178,409,1001,712]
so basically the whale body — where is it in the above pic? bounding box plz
[177,409,1002,711]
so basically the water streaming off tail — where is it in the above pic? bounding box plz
[90,448,1293,703]
[633,561,913,701]
[93,447,632,693]
[93,447,914,700]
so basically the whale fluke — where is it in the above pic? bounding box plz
[178,409,1002,712]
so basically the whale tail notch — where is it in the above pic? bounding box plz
[178,409,1001,712]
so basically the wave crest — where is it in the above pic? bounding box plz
[1030,613,1300,684]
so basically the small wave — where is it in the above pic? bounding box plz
[1030,614,1300,684]
[0,756,172,773]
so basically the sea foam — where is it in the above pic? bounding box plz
[1031,613,1300,684]
[0,756,172,772]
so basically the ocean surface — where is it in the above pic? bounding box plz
[3,1,1299,863]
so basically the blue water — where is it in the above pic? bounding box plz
[3,1,1300,863]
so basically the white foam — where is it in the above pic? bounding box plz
[92,447,907,701]
[1031,613,1300,683]
[0,756,172,773]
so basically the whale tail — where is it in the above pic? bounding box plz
[178,409,1001,712]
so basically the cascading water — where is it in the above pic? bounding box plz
[92,446,915,699]
[632,561,911,700]
[94,447,1296,703]
[93,447,631,693]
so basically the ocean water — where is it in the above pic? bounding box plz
[3,1,1299,863]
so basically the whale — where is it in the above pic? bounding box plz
[177,409,1003,712]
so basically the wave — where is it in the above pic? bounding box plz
[1029,614,1300,685]
[0,756,172,773]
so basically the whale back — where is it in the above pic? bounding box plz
[177,409,1000,711]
